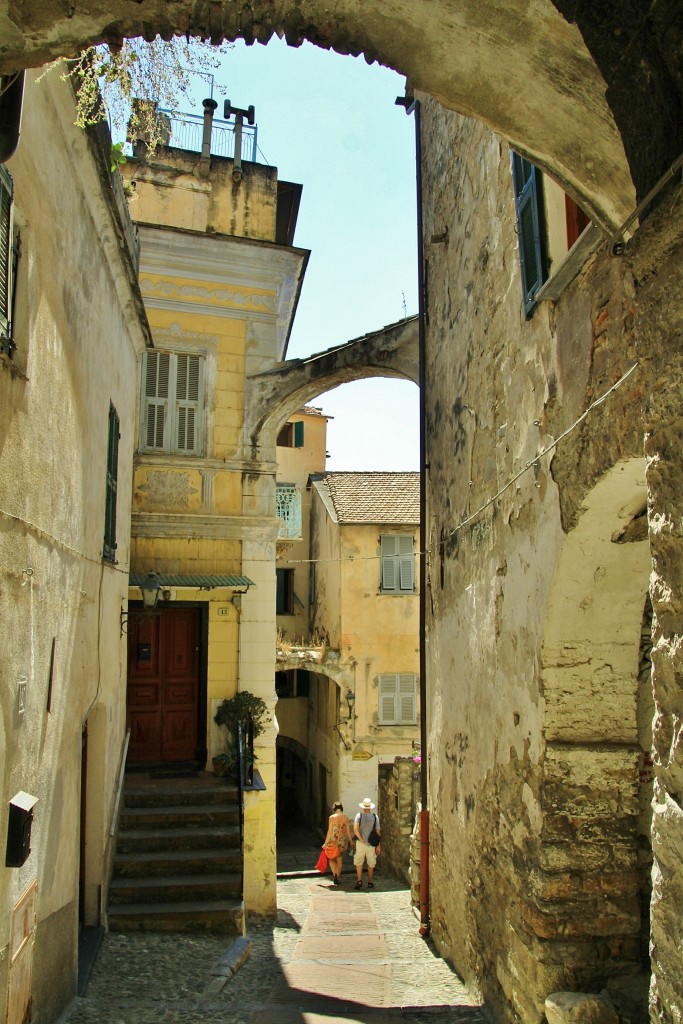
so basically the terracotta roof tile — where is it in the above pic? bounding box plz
[321,472,420,524]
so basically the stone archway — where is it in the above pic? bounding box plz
[2,1,680,228]
[533,459,652,1010]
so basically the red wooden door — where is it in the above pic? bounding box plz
[127,608,200,763]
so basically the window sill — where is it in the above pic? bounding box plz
[536,223,604,302]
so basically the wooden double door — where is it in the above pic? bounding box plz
[126,607,202,764]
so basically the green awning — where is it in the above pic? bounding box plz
[129,574,255,590]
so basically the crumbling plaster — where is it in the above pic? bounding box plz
[419,96,676,1022]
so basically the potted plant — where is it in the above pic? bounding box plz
[212,691,269,779]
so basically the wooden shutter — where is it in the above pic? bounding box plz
[512,153,546,318]
[175,353,201,453]
[143,352,170,450]
[380,535,398,591]
[103,403,120,560]
[398,674,417,724]
[294,420,304,447]
[378,674,398,723]
[0,166,13,338]
[398,535,415,591]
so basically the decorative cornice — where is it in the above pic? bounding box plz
[131,512,281,542]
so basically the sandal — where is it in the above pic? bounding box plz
[354,880,363,890]
[368,882,375,889]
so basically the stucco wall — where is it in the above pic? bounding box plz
[420,97,660,1022]
[0,73,148,1023]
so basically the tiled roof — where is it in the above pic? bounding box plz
[300,405,326,418]
[319,472,420,524]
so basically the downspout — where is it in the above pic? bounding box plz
[198,97,217,178]
[396,92,430,937]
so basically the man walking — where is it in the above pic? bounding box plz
[353,797,381,889]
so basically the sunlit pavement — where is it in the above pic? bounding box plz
[60,861,489,1024]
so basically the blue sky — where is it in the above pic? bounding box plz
[209,39,420,471]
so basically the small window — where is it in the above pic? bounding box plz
[378,673,418,725]
[564,194,590,250]
[277,420,304,448]
[0,165,19,359]
[103,403,120,562]
[276,568,295,614]
[511,153,547,318]
[141,350,204,455]
[380,534,415,593]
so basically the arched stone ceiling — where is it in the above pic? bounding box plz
[1,1,680,230]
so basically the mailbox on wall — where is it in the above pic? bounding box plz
[5,792,38,868]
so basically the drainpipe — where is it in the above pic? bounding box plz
[396,92,430,937]
[198,97,217,178]
[0,71,25,163]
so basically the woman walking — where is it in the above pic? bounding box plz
[324,801,353,884]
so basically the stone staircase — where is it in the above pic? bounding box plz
[108,772,243,934]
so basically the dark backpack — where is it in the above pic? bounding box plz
[366,813,381,847]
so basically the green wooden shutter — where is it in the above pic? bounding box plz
[294,420,304,447]
[175,353,201,453]
[380,535,398,591]
[512,153,546,318]
[378,674,398,723]
[103,403,120,560]
[143,352,170,450]
[0,166,13,340]
[398,535,415,591]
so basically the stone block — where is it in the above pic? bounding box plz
[545,991,619,1023]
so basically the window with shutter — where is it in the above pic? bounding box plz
[381,534,415,593]
[103,403,120,562]
[511,153,547,318]
[141,351,204,454]
[0,165,16,357]
[378,673,418,725]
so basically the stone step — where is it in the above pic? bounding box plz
[120,804,240,829]
[113,847,241,879]
[108,872,242,904]
[123,779,238,809]
[107,898,244,935]
[116,825,240,854]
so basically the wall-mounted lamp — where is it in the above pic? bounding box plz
[346,689,356,715]
[120,572,161,635]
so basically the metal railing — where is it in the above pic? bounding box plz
[157,108,258,161]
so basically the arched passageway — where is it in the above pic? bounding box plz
[1,0,680,228]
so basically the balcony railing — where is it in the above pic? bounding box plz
[157,108,258,161]
[276,484,302,540]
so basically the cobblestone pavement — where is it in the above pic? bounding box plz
[60,870,491,1024]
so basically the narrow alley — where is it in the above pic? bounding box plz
[59,834,487,1024]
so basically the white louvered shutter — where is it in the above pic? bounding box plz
[398,535,415,591]
[175,353,201,453]
[380,535,398,591]
[379,674,398,723]
[143,352,170,450]
[398,674,417,724]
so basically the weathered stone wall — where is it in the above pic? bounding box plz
[419,96,682,1022]
[377,758,420,884]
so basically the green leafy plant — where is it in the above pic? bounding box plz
[41,36,231,155]
[213,691,269,739]
[110,141,127,172]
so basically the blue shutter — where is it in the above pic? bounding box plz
[0,166,13,346]
[512,153,546,318]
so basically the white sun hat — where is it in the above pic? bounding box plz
[359,797,376,810]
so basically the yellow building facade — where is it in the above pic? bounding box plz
[122,113,308,913]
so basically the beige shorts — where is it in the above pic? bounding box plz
[353,840,377,868]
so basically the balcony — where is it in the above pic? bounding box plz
[157,107,258,160]
[276,484,302,541]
